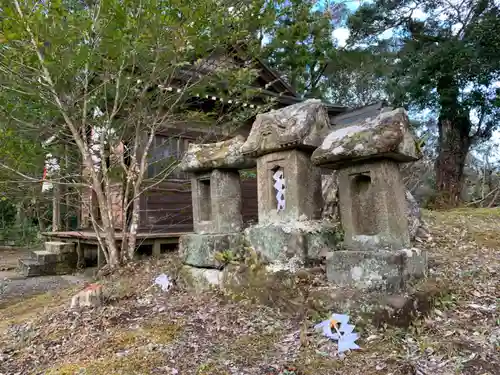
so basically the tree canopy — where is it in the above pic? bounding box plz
[347,0,500,205]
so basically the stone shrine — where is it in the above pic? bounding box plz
[241,99,340,267]
[311,108,427,290]
[178,135,254,269]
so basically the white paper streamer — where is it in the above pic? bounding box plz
[273,169,286,212]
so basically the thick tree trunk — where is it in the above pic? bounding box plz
[435,75,472,207]
[435,118,471,207]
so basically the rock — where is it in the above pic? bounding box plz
[406,190,421,241]
[321,172,339,220]
[179,135,255,173]
[372,280,449,328]
[70,283,103,309]
[179,265,223,292]
[405,190,432,242]
[325,248,427,292]
[178,233,246,268]
[321,179,425,243]
[241,99,331,157]
[244,221,341,266]
[311,107,422,168]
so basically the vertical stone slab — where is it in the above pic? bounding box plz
[211,169,243,233]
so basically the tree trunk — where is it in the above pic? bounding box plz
[435,117,471,207]
[126,194,140,260]
[435,75,472,207]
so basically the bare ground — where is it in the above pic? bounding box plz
[0,208,499,375]
[0,248,89,308]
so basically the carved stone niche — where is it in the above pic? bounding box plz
[181,135,256,234]
[311,108,427,291]
[178,136,254,269]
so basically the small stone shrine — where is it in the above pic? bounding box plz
[311,108,427,290]
[241,99,340,267]
[178,135,254,271]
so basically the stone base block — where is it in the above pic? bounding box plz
[326,248,427,292]
[45,241,76,254]
[179,233,245,268]
[245,221,341,265]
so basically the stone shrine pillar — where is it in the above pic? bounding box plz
[241,99,340,266]
[178,136,255,269]
[311,108,427,290]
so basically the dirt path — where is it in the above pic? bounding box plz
[0,248,89,306]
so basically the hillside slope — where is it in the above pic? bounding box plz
[0,208,498,375]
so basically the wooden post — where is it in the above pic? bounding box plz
[152,240,161,257]
[65,145,71,230]
[76,240,84,269]
[52,181,61,232]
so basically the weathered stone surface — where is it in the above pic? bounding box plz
[372,280,449,328]
[179,233,246,268]
[311,108,422,168]
[321,172,339,220]
[191,169,243,234]
[70,283,103,309]
[45,241,75,254]
[244,221,341,265]
[337,160,410,250]
[406,190,421,241]
[179,265,223,293]
[256,149,323,224]
[180,135,255,173]
[325,248,427,291]
[241,99,331,157]
[321,173,427,242]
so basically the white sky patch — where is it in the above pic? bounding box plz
[333,27,350,47]
[379,28,394,40]
[411,8,427,20]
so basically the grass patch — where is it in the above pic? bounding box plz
[469,229,500,248]
[227,332,281,365]
[142,320,184,344]
[0,288,76,330]
[293,349,343,374]
[196,362,231,375]
[100,330,141,353]
[45,351,165,375]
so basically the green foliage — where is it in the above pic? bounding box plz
[263,0,340,98]
[347,0,500,136]
[214,249,238,265]
[239,169,257,179]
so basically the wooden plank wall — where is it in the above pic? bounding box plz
[139,177,258,233]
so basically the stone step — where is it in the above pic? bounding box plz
[18,258,46,277]
[31,250,58,264]
[44,241,76,254]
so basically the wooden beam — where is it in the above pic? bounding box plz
[52,182,61,232]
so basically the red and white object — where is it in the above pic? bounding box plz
[41,135,60,192]
[42,153,60,192]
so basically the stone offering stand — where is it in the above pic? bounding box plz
[179,100,427,291]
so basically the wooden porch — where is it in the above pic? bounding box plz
[41,230,185,258]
